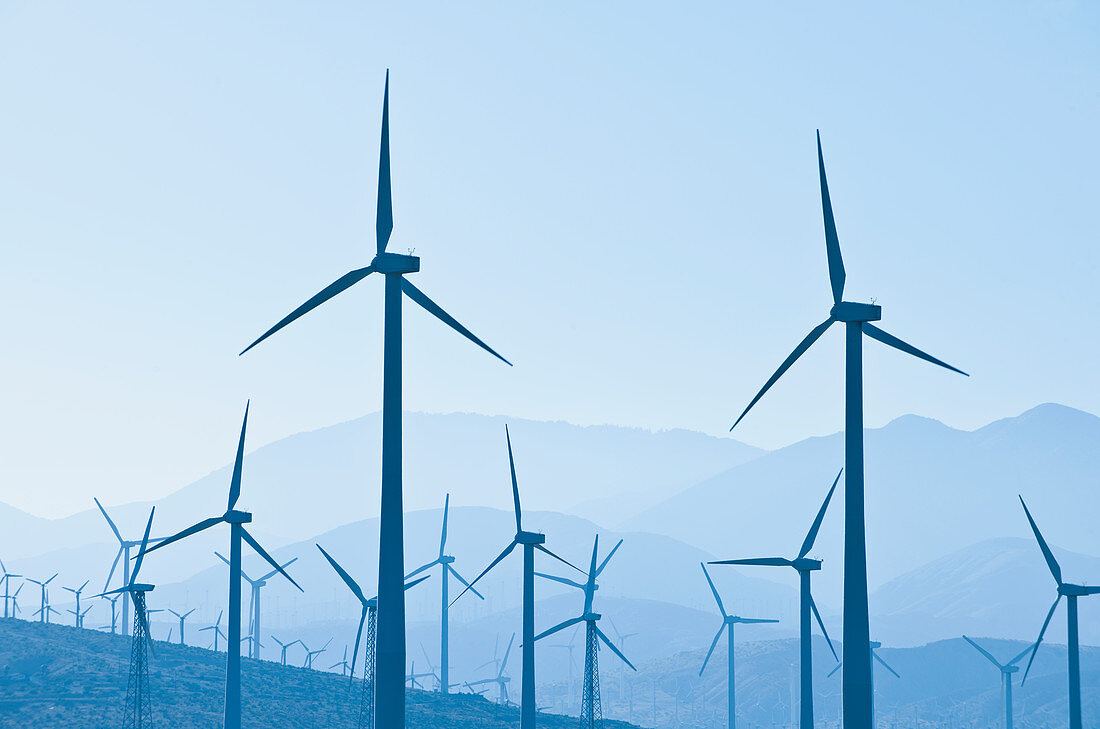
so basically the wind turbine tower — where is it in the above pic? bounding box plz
[406,493,484,695]
[730,132,967,729]
[240,71,511,729]
[697,563,778,729]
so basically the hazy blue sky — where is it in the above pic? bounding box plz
[2,1,1099,517]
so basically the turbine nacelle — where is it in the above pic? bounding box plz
[1060,583,1096,597]
[830,302,881,322]
[439,555,456,565]
[372,251,420,274]
[223,509,253,524]
[792,557,823,572]
[129,583,155,593]
[516,530,546,545]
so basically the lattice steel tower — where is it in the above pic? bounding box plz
[124,591,154,729]
[580,621,602,729]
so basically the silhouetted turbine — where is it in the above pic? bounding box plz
[467,633,514,704]
[167,608,196,646]
[406,493,484,695]
[215,551,297,659]
[96,497,165,638]
[1019,496,1099,729]
[144,402,302,729]
[453,426,578,729]
[1,560,22,619]
[27,573,57,623]
[697,563,778,729]
[711,469,841,729]
[240,71,511,729]
[730,132,967,729]
[963,636,1034,729]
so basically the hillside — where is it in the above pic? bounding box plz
[0,618,640,729]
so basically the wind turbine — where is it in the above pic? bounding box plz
[548,625,582,706]
[100,594,121,633]
[303,638,332,670]
[27,573,57,623]
[710,469,841,729]
[271,636,300,666]
[331,645,352,677]
[240,71,511,729]
[1,560,22,619]
[453,426,578,729]
[467,633,514,704]
[317,543,430,729]
[216,551,298,659]
[9,583,23,618]
[406,493,484,695]
[69,604,94,629]
[405,660,436,691]
[696,563,779,729]
[1018,496,1099,729]
[99,507,157,729]
[167,608,196,646]
[64,580,90,627]
[95,497,165,638]
[200,611,227,652]
[963,636,1034,729]
[729,132,967,729]
[143,402,302,729]
[535,535,636,729]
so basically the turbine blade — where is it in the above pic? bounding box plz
[595,626,636,671]
[861,323,968,377]
[317,544,366,603]
[710,557,792,567]
[259,557,299,583]
[130,508,156,583]
[145,516,222,556]
[376,71,393,254]
[1023,595,1061,683]
[400,279,512,366]
[817,130,845,305]
[446,565,484,600]
[241,529,302,591]
[535,544,584,574]
[1008,641,1039,667]
[439,493,450,558]
[700,563,727,617]
[498,633,516,675]
[798,469,842,559]
[596,539,623,577]
[506,425,522,531]
[739,618,780,624]
[872,650,900,678]
[533,615,585,642]
[1019,496,1062,586]
[700,623,726,675]
[228,401,249,510]
[809,594,838,662]
[1082,586,1100,595]
[452,540,516,605]
[239,266,376,356]
[731,317,834,430]
[963,635,1004,670]
[404,574,431,591]
[93,497,124,544]
[405,560,439,581]
[827,662,842,678]
[534,571,586,590]
[104,548,123,593]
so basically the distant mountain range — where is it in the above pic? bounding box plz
[0,411,761,560]
[627,403,1100,608]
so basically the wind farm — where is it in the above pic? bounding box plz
[3,4,1100,729]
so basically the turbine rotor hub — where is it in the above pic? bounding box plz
[223,509,253,524]
[516,530,546,545]
[830,301,882,322]
[372,252,420,274]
